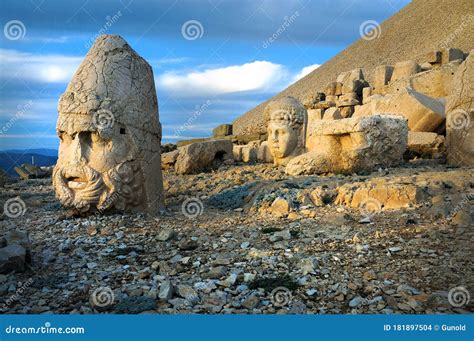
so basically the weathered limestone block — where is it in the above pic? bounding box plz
[53,35,164,214]
[441,48,465,64]
[353,87,445,132]
[339,106,354,118]
[303,92,325,109]
[335,180,425,210]
[391,60,420,82]
[384,60,462,98]
[407,132,445,159]
[176,138,209,147]
[374,65,394,89]
[362,87,372,104]
[286,115,407,175]
[425,50,441,64]
[257,141,274,163]
[337,92,359,107]
[161,150,179,170]
[15,164,49,180]
[446,50,474,166]
[233,145,244,162]
[337,68,364,84]
[265,97,307,166]
[212,124,233,138]
[242,141,261,163]
[175,140,233,174]
[323,107,342,120]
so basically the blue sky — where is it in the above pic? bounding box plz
[0,0,411,150]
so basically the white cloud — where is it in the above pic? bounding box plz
[292,64,320,83]
[156,61,287,97]
[0,49,82,83]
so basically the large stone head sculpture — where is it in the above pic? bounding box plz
[265,96,307,166]
[53,35,164,214]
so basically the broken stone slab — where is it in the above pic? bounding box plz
[390,60,420,83]
[425,50,441,64]
[382,60,462,98]
[0,244,27,274]
[374,65,394,89]
[339,106,354,118]
[4,230,31,263]
[212,124,233,138]
[241,141,261,163]
[446,50,474,166]
[257,141,273,163]
[175,139,233,174]
[233,145,244,162]
[287,115,407,175]
[441,48,465,64]
[337,68,364,84]
[335,180,425,210]
[407,132,445,159]
[353,87,446,132]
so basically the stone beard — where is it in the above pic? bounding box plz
[267,106,307,166]
[53,118,150,213]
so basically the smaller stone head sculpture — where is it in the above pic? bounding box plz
[265,97,307,166]
[53,35,164,215]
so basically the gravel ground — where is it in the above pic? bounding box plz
[0,162,473,314]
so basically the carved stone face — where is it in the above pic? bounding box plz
[53,115,144,213]
[265,97,307,166]
[268,120,299,159]
[52,35,164,215]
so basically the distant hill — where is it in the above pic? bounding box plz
[3,149,58,157]
[233,0,474,136]
[0,150,57,177]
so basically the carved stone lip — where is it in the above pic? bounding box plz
[67,178,87,190]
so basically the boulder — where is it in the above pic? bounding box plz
[242,141,260,163]
[15,163,49,180]
[446,50,474,166]
[175,140,233,174]
[390,60,420,82]
[161,150,179,169]
[353,87,445,132]
[406,132,445,159]
[323,107,342,120]
[176,138,209,148]
[287,115,407,175]
[0,244,27,274]
[212,124,233,138]
[425,50,441,64]
[233,145,244,162]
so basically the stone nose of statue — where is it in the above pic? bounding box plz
[72,133,87,162]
